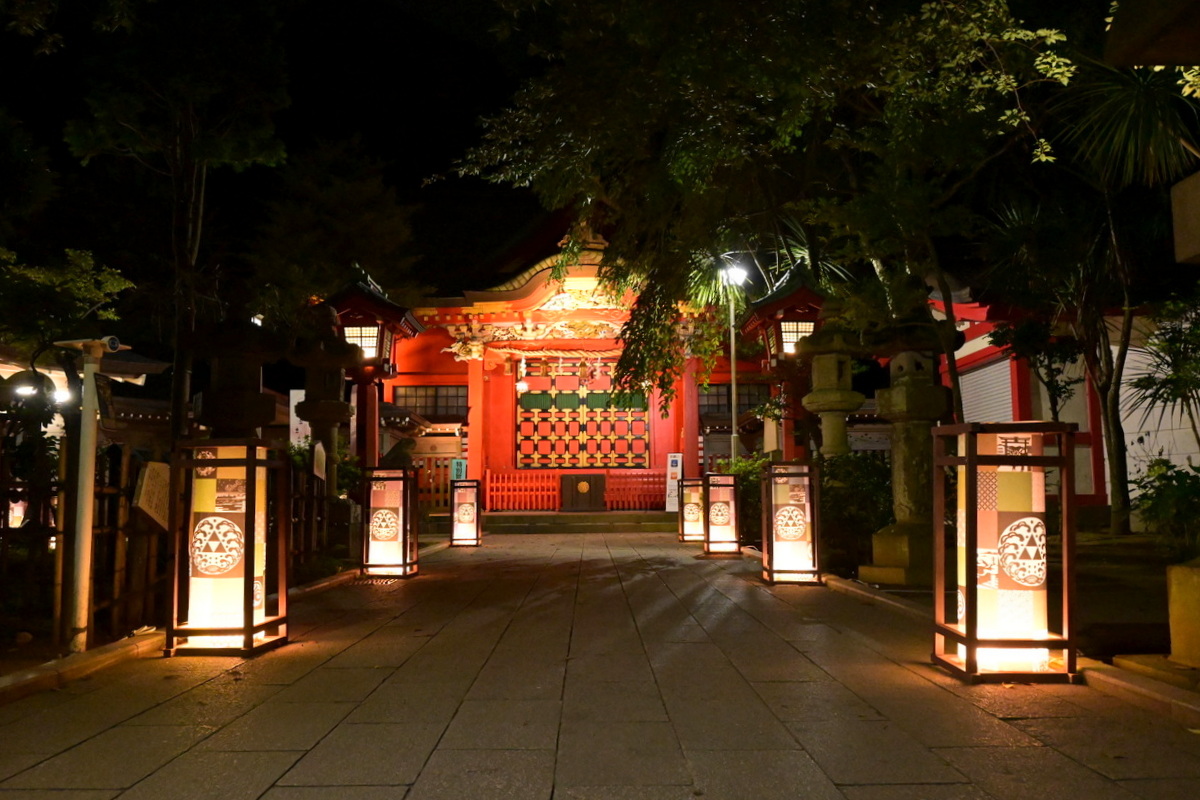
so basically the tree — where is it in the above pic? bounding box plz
[987,319,1084,422]
[464,0,1073,406]
[1127,294,1200,453]
[63,0,288,441]
[247,139,424,332]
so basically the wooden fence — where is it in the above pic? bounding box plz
[414,457,452,510]
[604,471,667,510]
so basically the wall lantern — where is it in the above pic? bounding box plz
[761,462,820,583]
[932,422,1077,683]
[450,479,482,546]
[363,467,419,576]
[678,477,705,542]
[167,442,289,656]
[703,472,740,555]
[779,320,816,356]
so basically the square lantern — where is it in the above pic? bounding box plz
[932,422,1078,683]
[678,477,705,542]
[166,440,289,656]
[703,472,740,555]
[363,467,419,576]
[450,479,482,546]
[762,462,820,583]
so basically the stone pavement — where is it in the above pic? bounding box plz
[2,533,1200,799]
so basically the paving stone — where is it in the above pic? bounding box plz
[686,749,844,800]
[562,680,668,723]
[406,749,554,800]
[271,667,390,703]
[557,721,689,786]
[465,659,565,701]
[1116,778,1200,799]
[124,675,284,727]
[343,681,466,724]
[1010,716,1200,779]
[438,699,561,749]
[320,629,429,669]
[0,791,120,799]
[839,784,995,799]
[787,719,964,785]
[1,725,209,789]
[566,652,655,683]
[552,788,696,800]
[937,746,1140,800]
[261,786,408,799]
[751,680,885,723]
[277,723,444,786]
[194,701,355,751]
[117,750,300,800]
[0,752,47,782]
[663,695,800,751]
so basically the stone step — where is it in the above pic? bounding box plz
[425,511,677,535]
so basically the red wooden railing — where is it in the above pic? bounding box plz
[485,469,560,511]
[605,470,667,510]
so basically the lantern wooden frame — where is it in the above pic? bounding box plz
[450,479,482,546]
[761,461,820,584]
[678,477,705,542]
[703,472,740,555]
[166,439,289,657]
[362,467,419,576]
[932,422,1078,683]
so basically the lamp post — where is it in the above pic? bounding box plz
[722,264,747,460]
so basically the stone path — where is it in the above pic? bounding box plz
[1,533,1199,799]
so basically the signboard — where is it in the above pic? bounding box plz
[450,458,468,481]
[133,461,171,530]
[289,389,311,445]
[665,452,683,512]
[312,440,327,479]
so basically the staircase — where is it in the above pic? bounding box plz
[425,511,677,536]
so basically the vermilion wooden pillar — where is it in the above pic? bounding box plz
[682,357,701,477]
[467,358,486,481]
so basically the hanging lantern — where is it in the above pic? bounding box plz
[450,479,482,546]
[678,477,705,542]
[363,467,419,576]
[703,472,740,555]
[167,441,289,656]
[933,422,1078,683]
[761,462,820,583]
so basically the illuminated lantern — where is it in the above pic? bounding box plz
[933,422,1077,682]
[450,479,482,546]
[678,477,705,542]
[363,467,418,575]
[703,472,740,555]
[167,442,289,655]
[761,462,820,583]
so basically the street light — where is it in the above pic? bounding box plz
[722,264,748,460]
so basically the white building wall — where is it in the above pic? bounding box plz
[960,360,1013,423]
[1121,347,1200,485]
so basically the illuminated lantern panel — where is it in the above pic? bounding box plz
[703,473,740,555]
[364,468,418,576]
[762,463,819,584]
[933,423,1077,683]
[678,478,705,542]
[168,443,288,656]
[450,479,482,546]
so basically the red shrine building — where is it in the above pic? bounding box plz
[386,242,770,512]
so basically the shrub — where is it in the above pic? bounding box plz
[1132,457,1200,562]
[819,451,894,577]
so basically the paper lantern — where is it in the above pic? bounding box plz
[167,441,288,655]
[363,468,419,576]
[450,479,482,546]
[678,478,705,542]
[762,462,820,583]
[933,422,1077,682]
[703,473,740,555]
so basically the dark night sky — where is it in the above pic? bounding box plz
[280,0,554,292]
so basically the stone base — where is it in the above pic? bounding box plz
[1168,559,1200,669]
[858,521,932,587]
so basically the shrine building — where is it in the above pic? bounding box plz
[387,241,772,513]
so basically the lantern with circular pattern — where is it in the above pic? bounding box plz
[761,462,820,584]
[933,422,1077,683]
[703,473,739,555]
[678,478,705,542]
[363,467,419,575]
[167,441,289,656]
[450,479,482,546]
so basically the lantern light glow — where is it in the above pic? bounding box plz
[703,472,740,555]
[762,462,820,583]
[450,479,482,546]
[363,468,419,575]
[678,477,706,542]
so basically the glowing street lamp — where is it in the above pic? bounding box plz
[167,441,289,655]
[678,477,705,542]
[762,462,820,583]
[932,422,1078,682]
[703,472,740,555]
[363,467,419,575]
[450,479,482,546]
[722,264,747,458]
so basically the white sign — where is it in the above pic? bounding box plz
[665,452,683,512]
[134,461,171,530]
